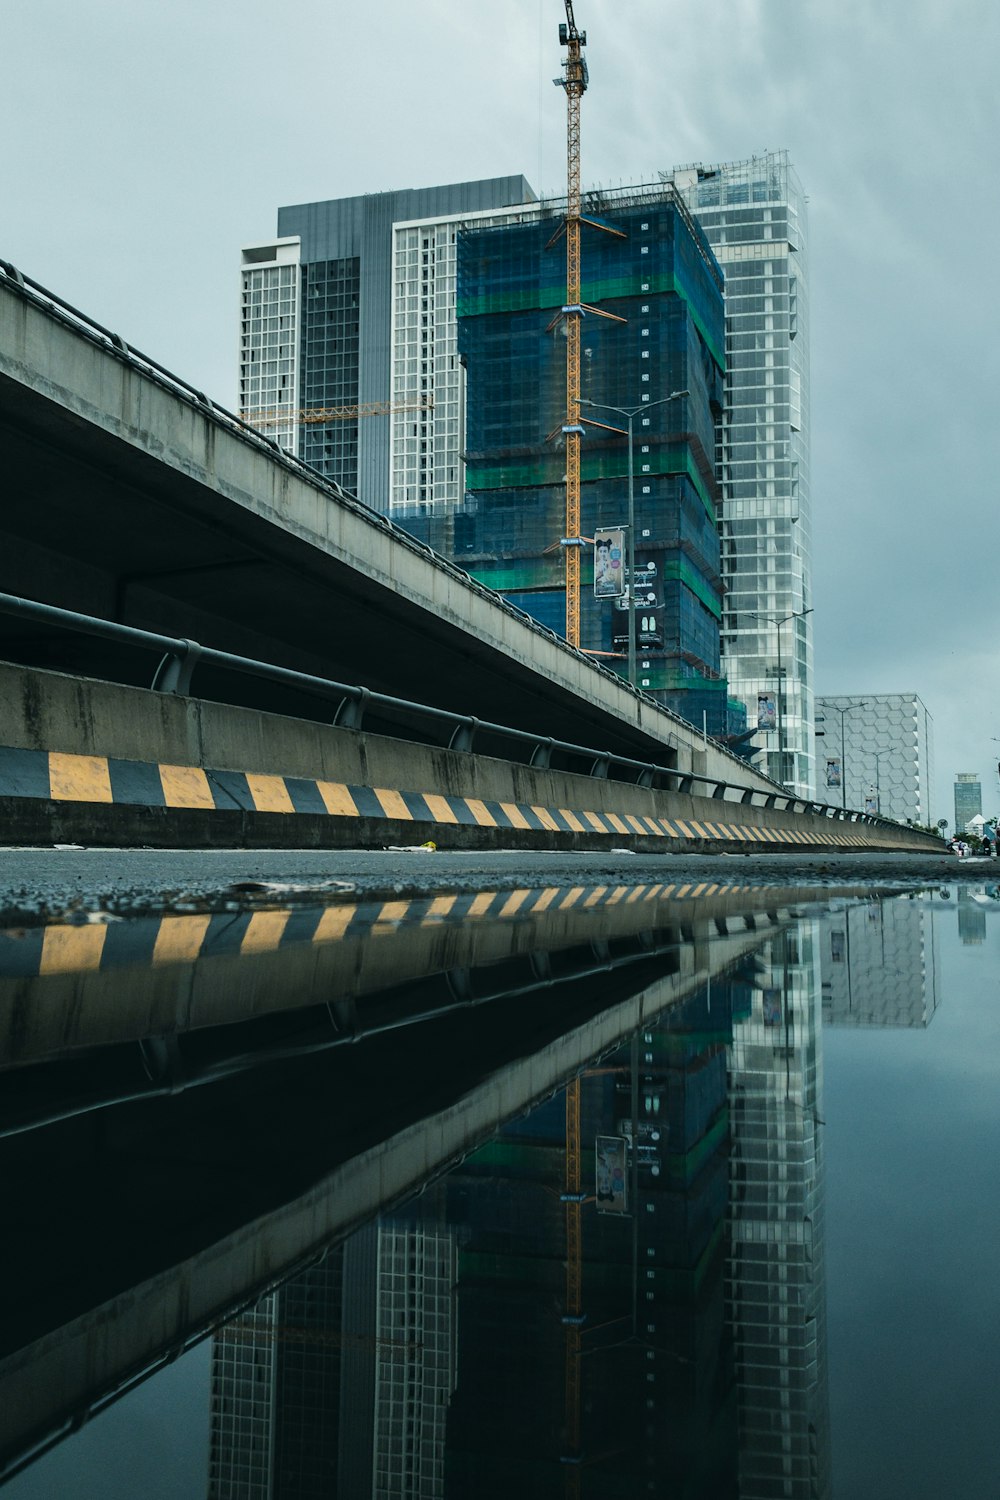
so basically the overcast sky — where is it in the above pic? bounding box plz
[4,0,998,823]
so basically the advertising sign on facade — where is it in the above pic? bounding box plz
[757,693,776,731]
[595,1134,628,1213]
[594,529,625,598]
[826,758,842,788]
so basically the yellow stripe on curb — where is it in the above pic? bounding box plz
[374,787,412,820]
[530,805,561,832]
[316,782,360,817]
[500,802,532,829]
[422,793,459,825]
[559,808,586,833]
[49,752,113,804]
[466,798,497,828]
[160,764,215,810]
[247,773,295,814]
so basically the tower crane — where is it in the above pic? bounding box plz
[240,395,434,432]
[555,0,589,653]
[555,17,589,1481]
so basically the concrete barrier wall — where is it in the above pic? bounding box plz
[0,662,938,853]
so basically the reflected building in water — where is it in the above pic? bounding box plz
[207,917,834,1497]
[727,923,831,1499]
[820,897,940,1027]
[956,886,990,947]
[443,977,743,1497]
[209,1223,457,1497]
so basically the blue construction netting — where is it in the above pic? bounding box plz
[406,190,741,736]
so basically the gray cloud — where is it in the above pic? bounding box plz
[4,0,997,820]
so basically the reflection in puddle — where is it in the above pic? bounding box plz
[2,884,994,1497]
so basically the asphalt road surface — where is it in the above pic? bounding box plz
[0,845,988,922]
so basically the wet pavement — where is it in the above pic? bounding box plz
[0,846,984,924]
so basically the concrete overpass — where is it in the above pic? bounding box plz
[0,258,769,787]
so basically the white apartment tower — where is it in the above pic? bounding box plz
[674,153,814,796]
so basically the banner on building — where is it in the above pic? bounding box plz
[826,758,842,788]
[595,1134,628,1213]
[594,529,625,598]
[757,693,776,731]
[762,988,783,1027]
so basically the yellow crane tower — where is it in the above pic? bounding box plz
[554,10,588,1486]
[555,0,588,652]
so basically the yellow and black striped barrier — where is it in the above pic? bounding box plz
[0,744,875,851]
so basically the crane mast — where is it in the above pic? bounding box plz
[556,1,588,650]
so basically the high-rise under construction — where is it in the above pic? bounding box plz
[239,175,740,737]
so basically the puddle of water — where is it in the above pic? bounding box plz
[1,884,997,1498]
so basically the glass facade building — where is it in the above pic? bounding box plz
[954,772,983,832]
[239,177,536,505]
[673,154,814,793]
[242,178,741,736]
[727,922,831,1499]
[815,693,934,823]
[435,186,734,733]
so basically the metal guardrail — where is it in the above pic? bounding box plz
[0,589,901,828]
[0,255,764,788]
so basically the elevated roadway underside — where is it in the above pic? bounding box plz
[0,269,768,786]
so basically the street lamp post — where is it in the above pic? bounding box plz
[580,391,689,687]
[821,701,868,809]
[750,607,813,787]
[868,750,888,815]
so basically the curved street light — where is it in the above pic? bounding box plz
[818,700,868,809]
[750,607,814,786]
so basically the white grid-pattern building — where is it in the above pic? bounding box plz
[373,1224,458,1497]
[674,152,814,796]
[238,239,301,455]
[816,693,934,823]
[208,1294,278,1499]
[821,897,940,1027]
